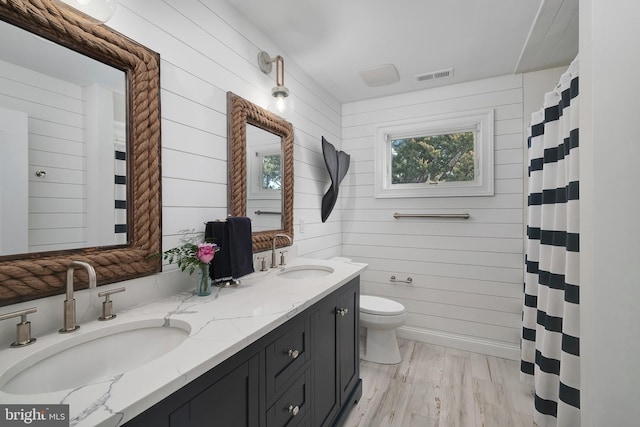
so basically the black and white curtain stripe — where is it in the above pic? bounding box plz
[521,56,580,427]
[114,140,127,244]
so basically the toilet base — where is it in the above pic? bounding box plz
[361,327,401,364]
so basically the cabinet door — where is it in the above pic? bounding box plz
[310,294,339,427]
[338,280,360,405]
[188,354,260,427]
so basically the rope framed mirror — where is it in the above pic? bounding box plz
[227,92,294,252]
[0,0,162,307]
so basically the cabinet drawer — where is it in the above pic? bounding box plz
[266,369,310,427]
[265,316,309,400]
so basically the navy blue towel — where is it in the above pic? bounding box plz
[205,217,254,282]
[205,221,232,281]
[227,216,254,278]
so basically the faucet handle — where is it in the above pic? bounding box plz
[257,256,268,272]
[98,287,126,321]
[0,307,37,347]
[279,250,288,266]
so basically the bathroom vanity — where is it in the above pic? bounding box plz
[0,257,366,427]
[125,275,360,427]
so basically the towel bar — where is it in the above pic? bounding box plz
[254,210,281,215]
[393,212,470,219]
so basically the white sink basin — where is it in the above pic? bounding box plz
[277,264,334,279]
[0,319,190,395]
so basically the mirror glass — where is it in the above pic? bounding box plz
[0,0,161,308]
[227,92,294,252]
[0,19,128,255]
[246,123,282,232]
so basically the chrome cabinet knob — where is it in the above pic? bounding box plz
[288,349,299,359]
[337,308,349,316]
[288,405,300,416]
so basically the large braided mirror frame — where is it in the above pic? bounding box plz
[0,0,162,307]
[227,92,294,252]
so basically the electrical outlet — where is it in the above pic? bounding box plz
[300,218,305,233]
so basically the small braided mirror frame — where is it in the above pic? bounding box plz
[227,92,294,252]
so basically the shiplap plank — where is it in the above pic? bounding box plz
[162,178,227,208]
[29,182,84,199]
[28,134,84,156]
[29,150,84,171]
[343,245,522,269]
[28,166,84,185]
[354,256,521,284]
[162,119,226,160]
[405,312,521,344]
[162,207,228,236]
[28,228,85,246]
[29,213,85,229]
[343,233,521,253]
[363,282,521,314]
[29,198,85,214]
[343,221,522,239]
[162,148,227,184]
[359,271,523,299]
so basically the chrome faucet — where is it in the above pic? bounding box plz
[271,234,292,268]
[60,261,97,333]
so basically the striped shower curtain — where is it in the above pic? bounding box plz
[521,57,580,427]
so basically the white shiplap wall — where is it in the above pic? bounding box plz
[0,59,87,252]
[107,0,343,262]
[341,75,526,359]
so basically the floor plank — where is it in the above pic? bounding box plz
[343,338,535,427]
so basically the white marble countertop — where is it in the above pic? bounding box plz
[0,257,367,426]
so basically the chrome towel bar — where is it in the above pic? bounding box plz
[393,212,470,219]
[254,210,281,215]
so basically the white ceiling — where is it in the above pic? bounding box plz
[224,0,578,103]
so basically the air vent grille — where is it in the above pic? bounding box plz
[416,68,454,82]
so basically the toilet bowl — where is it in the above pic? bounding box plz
[359,295,406,364]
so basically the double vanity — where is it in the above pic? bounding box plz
[0,257,366,427]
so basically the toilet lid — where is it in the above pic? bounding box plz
[360,295,405,315]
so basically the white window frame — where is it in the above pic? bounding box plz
[247,144,282,200]
[374,109,494,198]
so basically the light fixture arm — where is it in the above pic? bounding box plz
[275,55,285,87]
[258,51,286,87]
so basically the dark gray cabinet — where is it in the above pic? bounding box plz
[311,278,361,426]
[124,276,361,427]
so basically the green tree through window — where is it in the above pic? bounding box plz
[261,154,281,189]
[391,132,475,184]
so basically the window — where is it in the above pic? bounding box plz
[260,153,281,190]
[375,109,494,198]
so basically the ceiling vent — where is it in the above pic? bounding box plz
[359,64,400,87]
[416,67,454,82]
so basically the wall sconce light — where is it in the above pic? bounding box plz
[57,0,118,24]
[258,51,294,118]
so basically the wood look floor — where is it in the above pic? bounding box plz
[343,338,536,427]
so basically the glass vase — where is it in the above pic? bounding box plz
[196,264,212,296]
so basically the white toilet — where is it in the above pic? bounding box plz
[359,295,406,364]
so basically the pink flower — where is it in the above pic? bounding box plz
[197,243,216,264]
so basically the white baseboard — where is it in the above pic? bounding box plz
[396,326,521,360]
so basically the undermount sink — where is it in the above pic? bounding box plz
[277,264,335,279]
[0,319,190,395]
